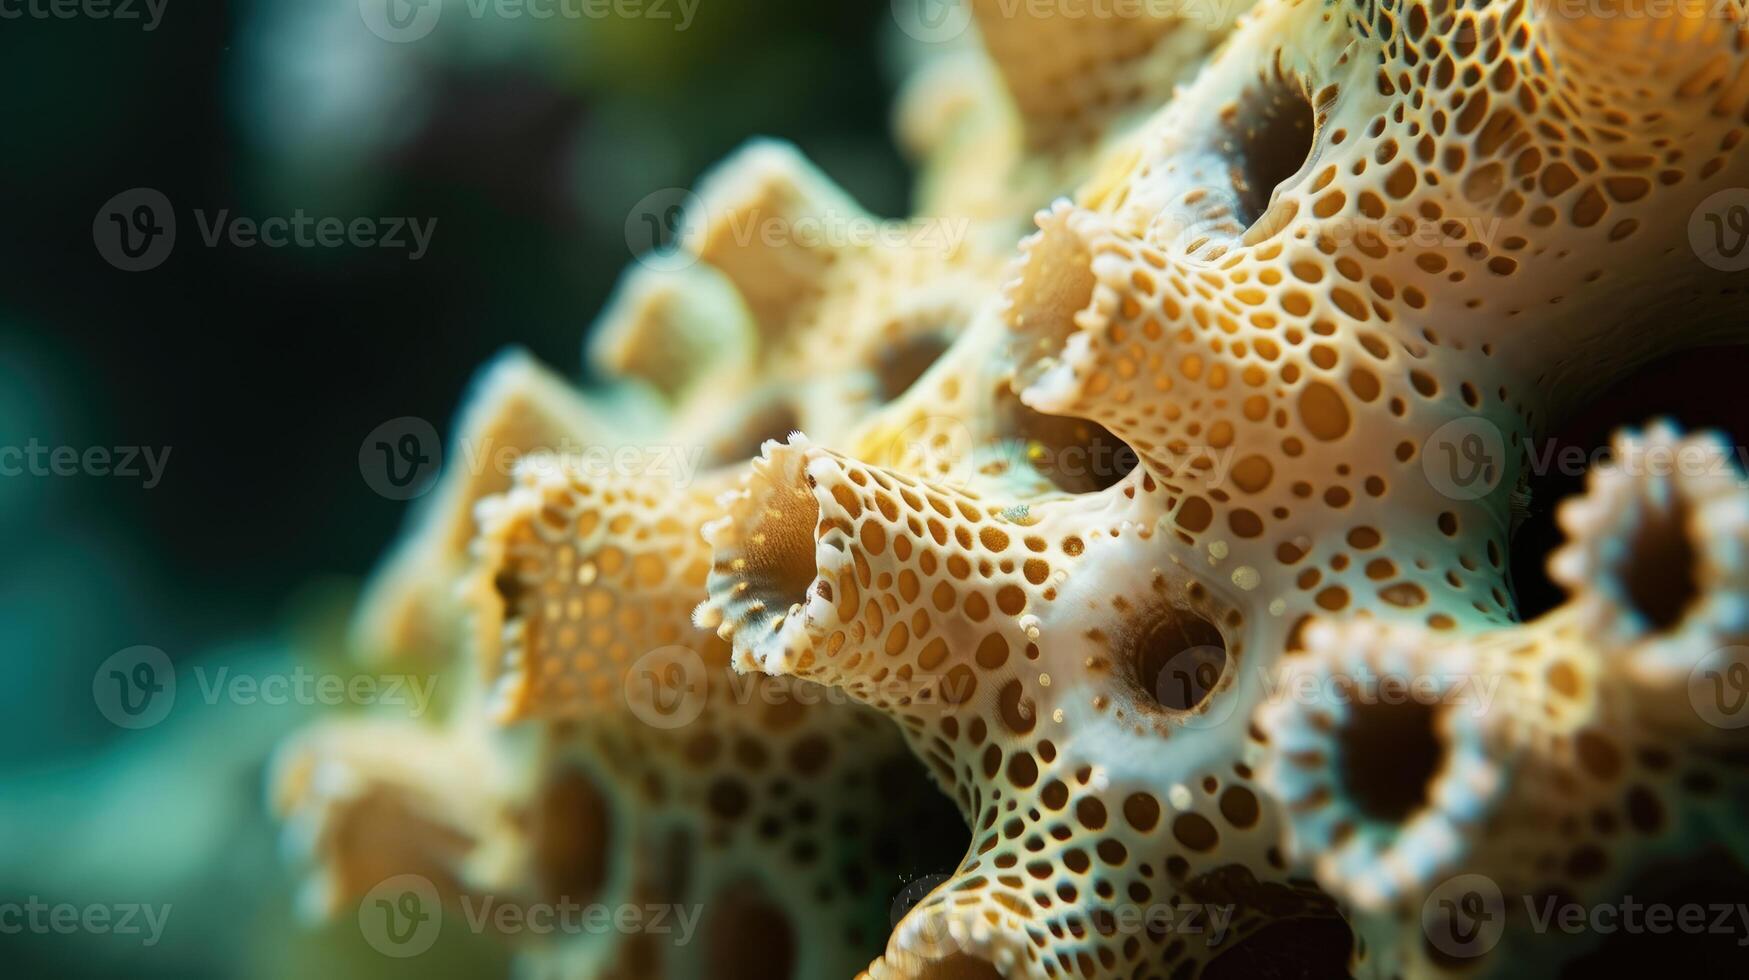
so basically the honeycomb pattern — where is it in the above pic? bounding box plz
[277,3,1749,978]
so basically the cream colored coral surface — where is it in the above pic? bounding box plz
[279,2,1749,978]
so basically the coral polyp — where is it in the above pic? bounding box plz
[278,1,1749,977]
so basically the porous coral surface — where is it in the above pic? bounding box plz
[279,2,1749,978]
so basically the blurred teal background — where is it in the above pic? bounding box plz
[0,1,915,975]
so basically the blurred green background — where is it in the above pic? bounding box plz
[0,1,917,976]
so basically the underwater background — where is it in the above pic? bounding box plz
[0,2,912,976]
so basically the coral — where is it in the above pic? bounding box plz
[278,2,1749,978]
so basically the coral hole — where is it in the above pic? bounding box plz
[1227,78,1316,230]
[915,953,1005,980]
[707,398,801,467]
[1335,700,1446,824]
[532,766,613,904]
[875,331,953,402]
[703,884,797,980]
[1190,865,1355,979]
[997,394,1139,494]
[1205,915,1355,980]
[1128,609,1229,713]
[1619,493,1700,632]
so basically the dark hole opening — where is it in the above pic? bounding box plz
[915,954,1005,980]
[533,767,612,905]
[1227,78,1316,229]
[1133,612,1229,713]
[707,399,801,467]
[1509,345,1749,623]
[703,884,797,980]
[1191,864,1356,980]
[875,332,952,403]
[1621,494,1700,631]
[997,394,1139,494]
[1336,699,1445,824]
